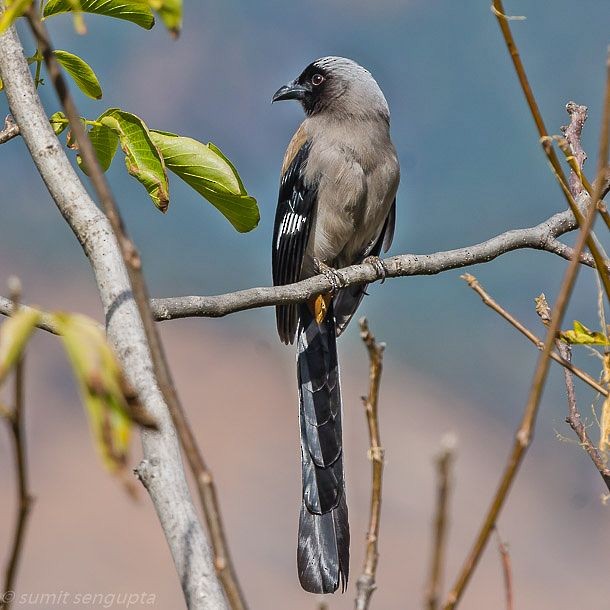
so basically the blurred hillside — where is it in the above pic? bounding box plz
[1,1,610,608]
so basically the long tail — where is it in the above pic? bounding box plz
[296,301,349,594]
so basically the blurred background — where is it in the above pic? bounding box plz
[1,1,610,608]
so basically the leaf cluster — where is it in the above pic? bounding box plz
[1,0,259,232]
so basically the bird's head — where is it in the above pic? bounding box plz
[272,56,390,120]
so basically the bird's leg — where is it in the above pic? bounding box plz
[314,258,344,294]
[363,255,388,284]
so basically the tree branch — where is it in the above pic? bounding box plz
[149,200,606,322]
[24,7,246,607]
[0,114,18,144]
[2,195,609,331]
[0,17,229,610]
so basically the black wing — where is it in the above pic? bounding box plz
[272,142,317,344]
[334,198,396,336]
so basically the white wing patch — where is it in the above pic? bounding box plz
[276,211,308,250]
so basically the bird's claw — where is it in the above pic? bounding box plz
[314,258,344,293]
[363,256,388,284]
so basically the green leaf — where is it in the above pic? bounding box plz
[147,0,181,35]
[49,111,68,135]
[43,0,154,29]
[560,320,610,345]
[99,109,169,211]
[0,309,41,386]
[77,115,119,173]
[0,0,34,33]
[54,50,102,99]
[53,312,133,473]
[150,131,259,232]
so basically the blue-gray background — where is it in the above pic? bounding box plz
[1,2,610,608]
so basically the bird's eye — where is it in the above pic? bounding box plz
[311,73,324,86]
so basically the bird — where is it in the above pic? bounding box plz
[271,56,400,595]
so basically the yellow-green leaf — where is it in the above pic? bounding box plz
[54,49,102,99]
[0,309,41,386]
[43,0,154,29]
[560,320,610,346]
[0,0,34,33]
[53,312,133,472]
[77,114,119,173]
[49,111,68,135]
[150,131,259,232]
[147,0,181,35]
[100,109,169,211]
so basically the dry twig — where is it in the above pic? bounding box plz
[461,274,607,396]
[354,318,386,610]
[24,9,245,609]
[1,279,34,610]
[424,436,455,610]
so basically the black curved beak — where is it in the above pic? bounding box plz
[272,81,309,103]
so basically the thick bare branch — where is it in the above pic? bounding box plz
[149,201,603,321]
[24,7,246,607]
[0,18,228,609]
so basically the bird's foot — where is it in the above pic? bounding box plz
[314,258,344,293]
[363,255,388,284]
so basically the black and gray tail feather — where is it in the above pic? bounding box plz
[296,302,349,594]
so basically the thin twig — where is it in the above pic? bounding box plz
[461,274,608,396]
[1,278,34,610]
[535,295,610,490]
[442,11,610,609]
[493,528,514,610]
[0,115,19,144]
[558,339,610,489]
[354,318,386,610]
[424,435,456,610]
[25,9,246,609]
